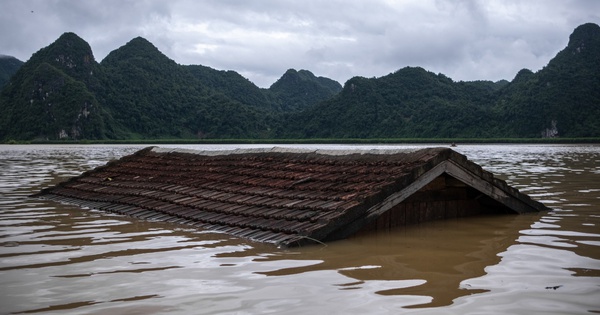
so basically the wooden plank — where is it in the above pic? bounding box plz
[445,200,457,219]
[391,203,406,227]
[419,201,430,223]
[378,209,392,230]
[445,161,540,214]
[432,201,445,220]
[364,161,448,220]
[457,200,468,217]
[406,202,417,225]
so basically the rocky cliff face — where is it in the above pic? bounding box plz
[0,33,114,140]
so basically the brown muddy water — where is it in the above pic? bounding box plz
[0,144,599,315]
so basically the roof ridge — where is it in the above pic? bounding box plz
[35,146,547,247]
[149,146,442,156]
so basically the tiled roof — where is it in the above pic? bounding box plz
[34,147,548,247]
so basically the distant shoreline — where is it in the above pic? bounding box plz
[5,138,600,145]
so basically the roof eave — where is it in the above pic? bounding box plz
[315,156,550,244]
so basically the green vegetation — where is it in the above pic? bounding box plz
[25,137,600,145]
[492,23,600,137]
[280,68,502,138]
[97,37,272,139]
[0,34,341,142]
[268,69,342,112]
[1,23,599,142]
[280,23,600,139]
[0,55,23,88]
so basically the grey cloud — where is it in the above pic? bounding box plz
[1,0,599,87]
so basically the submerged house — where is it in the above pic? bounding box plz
[34,147,549,247]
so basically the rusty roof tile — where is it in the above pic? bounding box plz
[34,146,549,247]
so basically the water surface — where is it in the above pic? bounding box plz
[1,144,599,314]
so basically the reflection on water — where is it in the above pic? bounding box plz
[1,144,599,314]
[250,214,535,308]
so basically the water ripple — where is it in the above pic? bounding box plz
[1,144,599,314]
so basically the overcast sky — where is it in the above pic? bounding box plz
[1,0,599,88]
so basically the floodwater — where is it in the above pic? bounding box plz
[0,144,599,315]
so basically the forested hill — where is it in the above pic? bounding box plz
[1,23,599,141]
[280,22,600,139]
[491,22,600,137]
[97,36,273,139]
[268,69,343,112]
[0,33,118,140]
[0,34,340,141]
[280,67,507,138]
[186,66,342,112]
[0,55,23,88]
